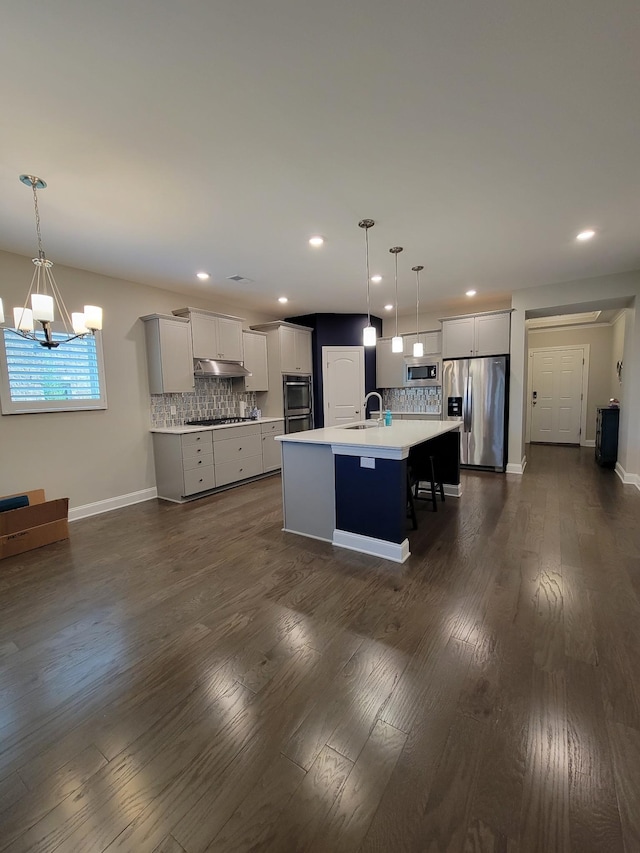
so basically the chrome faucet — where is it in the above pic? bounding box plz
[363,391,384,426]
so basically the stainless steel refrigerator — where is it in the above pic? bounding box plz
[442,356,508,471]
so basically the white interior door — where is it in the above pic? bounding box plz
[530,348,584,443]
[322,346,365,426]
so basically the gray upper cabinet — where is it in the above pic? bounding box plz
[441,311,511,358]
[402,330,442,355]
[280,325,312,373]
[172,307,244,361]
[240,331,269,392]
[376,337,405,388]
[376,330,442,388]
[251,321,313,375]
[140,314,194,394]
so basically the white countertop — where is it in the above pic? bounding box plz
[276,419,460,459]
[373,410,442,418]
[151,417,284,435]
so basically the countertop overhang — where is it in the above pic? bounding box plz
[276,420,460,460]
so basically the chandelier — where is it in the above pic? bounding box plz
[0,175,102,349]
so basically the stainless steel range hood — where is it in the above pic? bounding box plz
[194,359,251,378]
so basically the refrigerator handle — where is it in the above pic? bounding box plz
[463,375,472,432]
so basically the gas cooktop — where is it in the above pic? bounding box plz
[185,417,255,426]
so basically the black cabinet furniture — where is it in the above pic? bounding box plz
[595,407,619,467]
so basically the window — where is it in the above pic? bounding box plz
[0,329,107,414]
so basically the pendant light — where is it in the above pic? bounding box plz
[411,265,424,357]
[359,219,376,347]
[389,246,404,353]
[0,175,103,349]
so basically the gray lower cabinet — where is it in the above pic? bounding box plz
[152,431,215,502]
[261,419,284,471]
[214,425,263,487]
[152,420,284,502]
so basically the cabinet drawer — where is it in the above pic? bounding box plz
[214,433,262,464]
[182,442,213,461]
[182,432,213,450]
[261,420,285,434]
[215,454,263,487]
[183,466,216,495]
[214,423,261,440]
[183,452,214,472]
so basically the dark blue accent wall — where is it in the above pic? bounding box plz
[286,313,383,427]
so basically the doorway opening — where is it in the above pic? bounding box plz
[526,345,590,445]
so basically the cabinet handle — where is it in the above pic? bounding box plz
[238,446,242,451]
[199,478,203,482]
[198,460,202,465]
[196,437,201,441]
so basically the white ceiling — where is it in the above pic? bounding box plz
[1,0,639,319]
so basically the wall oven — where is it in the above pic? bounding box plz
[404,357,442,387]
[283,374,313,433]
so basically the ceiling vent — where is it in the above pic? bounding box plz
[226,274,253,283]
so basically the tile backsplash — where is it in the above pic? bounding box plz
[382,386,442,414]
[150,378,257,428]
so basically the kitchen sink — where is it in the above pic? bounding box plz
[342,421,380,429]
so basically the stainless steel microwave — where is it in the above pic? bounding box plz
[404,357,442,387]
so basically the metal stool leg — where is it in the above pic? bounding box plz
[407,470,418,529]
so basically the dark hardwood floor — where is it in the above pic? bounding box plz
[1,444,639,852]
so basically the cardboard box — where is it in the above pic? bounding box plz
[0,489,69,560]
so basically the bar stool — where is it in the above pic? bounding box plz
[408,449,445,512]
[406,471,418,529]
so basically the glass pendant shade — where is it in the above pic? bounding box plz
[413,340,424,357]
[14,306,34,332]
[72,313,90,335]
[363,324,376,347]
[83,305,103,331]
[391,335,403,353]
[31,293,54,322]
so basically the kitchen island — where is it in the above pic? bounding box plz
[276,420,461,563]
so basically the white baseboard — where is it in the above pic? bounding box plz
[69,487,158,522]
[506,455,527,475]
[332,529,410,563]
[582,439,596,447]
[615,463,640,491]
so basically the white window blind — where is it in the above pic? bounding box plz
[0,329,107,414]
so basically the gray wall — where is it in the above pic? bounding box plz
[0,249,278,510]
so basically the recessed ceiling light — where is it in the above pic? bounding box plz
[466,289,477,297]
[576,229,596,241]
[309,236,324,247]
[371,275,382,283]
[196,272,210,280]
[384,304,393,311]
[278,296,288,303]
